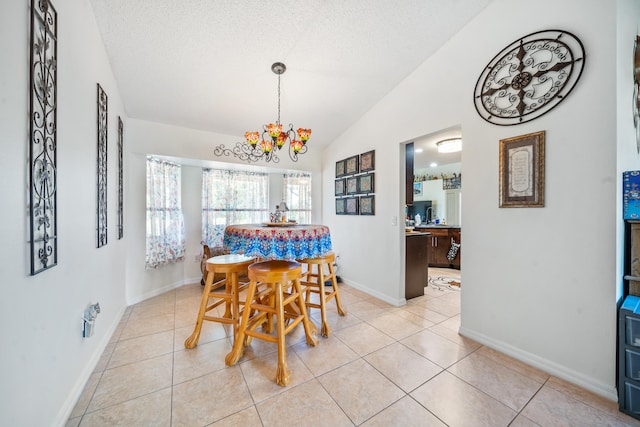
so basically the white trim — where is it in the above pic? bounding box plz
[459,326,618,402]
[340,278,406,307]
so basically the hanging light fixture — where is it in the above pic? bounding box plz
[214,62,311,163]
[436,138,462,153]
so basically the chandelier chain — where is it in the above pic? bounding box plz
[277,74,281,124]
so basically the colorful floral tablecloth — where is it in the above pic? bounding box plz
[223,224,332,260]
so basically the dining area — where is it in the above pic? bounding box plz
[184,221,347,387]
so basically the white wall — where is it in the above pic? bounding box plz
[0,0,128,425]
[322,0,621,399]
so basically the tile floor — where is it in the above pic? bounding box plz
[67,268,640,426]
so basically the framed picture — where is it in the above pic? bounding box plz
[499,131,545,208]
[413,182,422,196]
[360,150,375,172]
[345,155,360,175]
[359,195,375,215]
[335,159,346,178]
[346,176,359,195]
[358,173,375,194]
[335,198,346,215]
[335,178,346,196]
[345,197,359,215]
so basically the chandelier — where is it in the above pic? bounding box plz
[214,62,311,163]
[436,138,462,153]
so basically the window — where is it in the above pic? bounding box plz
[283,172,312,224]
[145,157,185,269]
[202,169,269,247]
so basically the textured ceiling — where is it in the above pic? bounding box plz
[89,0,492,153]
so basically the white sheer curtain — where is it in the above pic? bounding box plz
[202,169,269,247]
[145,157,185,269]
[283,172,312,224]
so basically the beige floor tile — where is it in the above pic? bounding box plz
[86,354,173,412]
[341,287,374,301]
[411,371,516,427]
[209,406,262,427]
[107,330,174,369]
[173,338,232,384]
[475,346,549,384]
[171,366,253,427]
[428,324,482,350]
[360,395,447,427]
[439,314,461,331]
[521,384,638,427]
[292,334,359,376]
[545,375,639,425]
[65,417,81,427]
[310,309,362,332]
[347,300,387,321]
[509,414,542,427]
[173,321,229,351]
[334,322,395,356]
[256,379,352,427]
[421,298,460,317]
[108,319,127,344]
[93,342,115,373]
[447,351,543,411]
[240,351,314,403]
[401,329,474,368]
[364,342,443,392]
[128,299,176,321]
[69,372,102,419]
[403,304,449,324]
[119,312,175,341]
[366,312,425,340]
[79,387,171,427]
[393,309,436,329]
[318,358,405,425]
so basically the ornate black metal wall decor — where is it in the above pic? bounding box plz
[474,30,585,126]
[117,116,124,239]
[97,83,108,248]
[29,0,58,275]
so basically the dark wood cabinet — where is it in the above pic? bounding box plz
[423,227,461,269]
[405,142,414,206]
[405,233,428,299]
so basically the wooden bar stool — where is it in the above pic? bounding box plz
[225,260,318,386]
[297,252,347,337]
[184,254,255,348]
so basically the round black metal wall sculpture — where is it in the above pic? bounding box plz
[473,30,585,126]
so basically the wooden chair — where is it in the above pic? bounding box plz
[297,252,347,337]
[225,260,318,386]
[185,254,255,348]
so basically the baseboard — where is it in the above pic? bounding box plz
[54,304,128,427]
[459,326,618,402]
[340,277,406,307]
[127,276,201,305]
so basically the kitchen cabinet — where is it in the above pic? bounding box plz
[406,143,414,206]
[405,232,428,299]
[418,226,461,269]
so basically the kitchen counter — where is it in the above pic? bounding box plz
[415,224,460,229]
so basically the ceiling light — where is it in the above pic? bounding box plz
[214,62,311,163]
[430,162,438,167]
[436,138,462,153]
[415,148,424,153]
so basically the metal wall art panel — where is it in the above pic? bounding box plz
[97,83,108,247]
[29,0,58,275]
[117,116,123,239]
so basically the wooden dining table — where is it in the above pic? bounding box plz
[222,223,332,260]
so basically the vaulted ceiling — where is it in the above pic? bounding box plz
[90,0,492,154]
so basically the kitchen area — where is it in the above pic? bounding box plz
[404,128,462,299]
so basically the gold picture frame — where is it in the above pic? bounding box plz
[499,131,545,208]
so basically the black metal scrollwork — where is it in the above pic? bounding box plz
[29,0,58,275]
[474,30,585,126]
[117,116,123,239]
[97,84,108,248]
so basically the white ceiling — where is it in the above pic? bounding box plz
[89,0,492,155]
